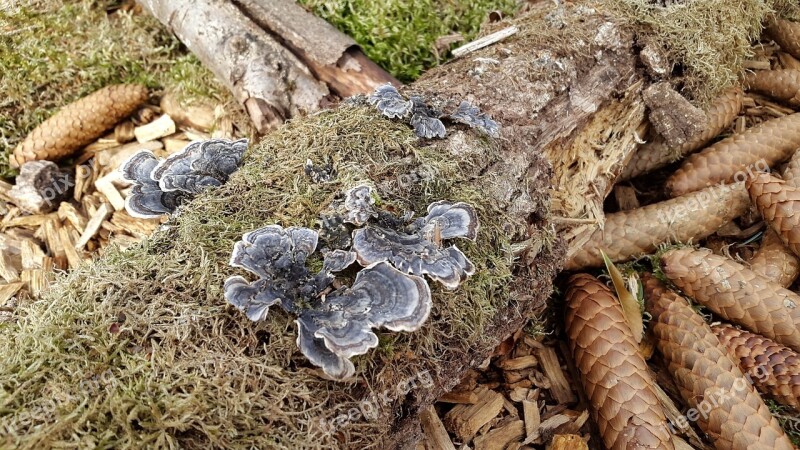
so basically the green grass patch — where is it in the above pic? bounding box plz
[298,0,520,82]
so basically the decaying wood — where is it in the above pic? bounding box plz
[642,82,707,148]
[444,387,505,440]
[133,114,176,143]
[233,0,396,97]
[548,434,588,450]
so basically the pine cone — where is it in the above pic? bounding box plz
[11,84,149,168]
[643,274,794,450]
[713,323,800,411]
[564,274,674,450]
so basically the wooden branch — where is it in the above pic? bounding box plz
[138,0,328,133]
[233,0,398,96]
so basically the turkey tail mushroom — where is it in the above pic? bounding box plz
[642,274,794,450]
[564,274,674,450]
[665,113,800,196]
[620,87,742,180]
[713,323,800,411]
[565,182,749,269]
[659,247,800,353]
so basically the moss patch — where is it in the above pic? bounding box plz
[0,0,231,178]
[608,0,800,103]
[298,0,520,82]
[0,106,536,449]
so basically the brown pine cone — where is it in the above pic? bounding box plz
[620,87,742,181]
[564,274,674,450]
[744,69,800,107]
[660,247,800,353]
[665,113,800,197]
[767,18,800,61]
[565,182,749,269]
[11,84,149,168]
[747,172,800,258]
[713,323,800,411]
[643,274,794,450]
[748,229,800,288]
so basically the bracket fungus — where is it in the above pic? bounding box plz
[367,84,500,139]
[121,138,247,218]
[448,101,500,138]
[224,225,432,380]
[352,201,479,289]
[344,184,377,226]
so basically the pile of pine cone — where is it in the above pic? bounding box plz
[558,17,800,450]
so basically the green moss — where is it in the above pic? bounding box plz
[298,0,520,82]
[0,107,525,448]
[0,0,228,178]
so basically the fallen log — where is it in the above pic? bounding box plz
[1,3,650,449]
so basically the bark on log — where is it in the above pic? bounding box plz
[137,0,397,133]
[1,3,648,449]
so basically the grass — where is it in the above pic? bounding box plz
[0,105,537,448]
[298,0,520,82]
[0,0,230,178]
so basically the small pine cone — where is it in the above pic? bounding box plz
[11,84,148,168]
[744,69,800,107]
[748,229,800,288]
[660,247,800,353]
[747,172,800,258]
[713,323,800,411]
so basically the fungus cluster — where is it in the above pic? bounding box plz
[224,185,480,379]
[121,138,247,218]
[368,84,500,139]
[224,224,432,379]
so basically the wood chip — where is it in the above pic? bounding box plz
[95,172,126,211]
[94,140,163,169]
[444,387,504,440]
[438,390,479,404]
[548,434,588,450]
[76,203,111,250]
[134,114,176,143]
[0,251,20,282]
[58,226,84,269]
[57,202,87,233]
[522,400,540,438]
[498,355,538,371]
[473,418,524,450]
[420,405,456,450]
[538,347,576,404]
[20,239,46,270]
[522,414,570,445]
[452,26,518,58]
[20,268,48,298]
[0,282,23,304]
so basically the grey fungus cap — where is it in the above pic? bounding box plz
[120,138,248,219]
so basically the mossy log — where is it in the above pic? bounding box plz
[0,3,647,449]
